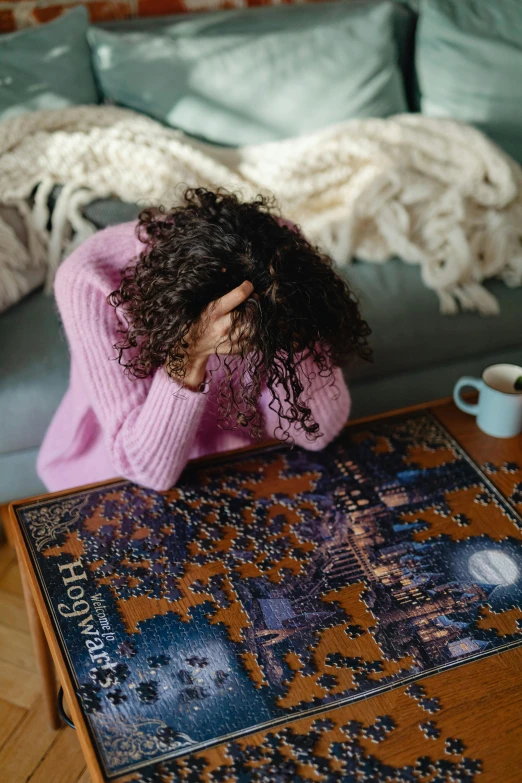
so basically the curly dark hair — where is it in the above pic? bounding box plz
[108,188,371,443]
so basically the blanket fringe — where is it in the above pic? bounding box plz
[0,203,47,312]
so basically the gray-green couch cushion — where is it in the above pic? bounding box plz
[0,7,98,120]
[417,0,522,164]
[0,448,45,505]
[0,288,69,455]
[88,1,408,146]
[349,345,522,418]
[345,259,522,386]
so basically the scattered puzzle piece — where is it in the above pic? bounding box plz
[406,684,426,700]
[445,737,466,756]
[420,697,441,714]
[420,721,441,740]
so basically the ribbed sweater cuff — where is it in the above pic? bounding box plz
[148,368,208,414]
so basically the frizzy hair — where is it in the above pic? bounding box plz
[108,188,371,442]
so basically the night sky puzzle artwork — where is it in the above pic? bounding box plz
[17,413,522,780]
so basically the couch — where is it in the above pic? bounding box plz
[1,0,522,504]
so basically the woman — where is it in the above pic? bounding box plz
[37,189,371,492]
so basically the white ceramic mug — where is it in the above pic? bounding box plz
[453,363,522,438]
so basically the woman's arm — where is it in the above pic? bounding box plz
[259,356,351,450]
[54,245,208,492]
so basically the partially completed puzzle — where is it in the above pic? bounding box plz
[17,413,522,781]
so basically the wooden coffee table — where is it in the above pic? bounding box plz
[8,398,522,783]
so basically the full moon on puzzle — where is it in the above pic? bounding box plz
[468,550,519,586]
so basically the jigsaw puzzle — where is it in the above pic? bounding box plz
[16,412,522,780]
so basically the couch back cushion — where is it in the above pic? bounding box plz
[88,1,408,147]
[417,0,522,164]
[0,7,98,120]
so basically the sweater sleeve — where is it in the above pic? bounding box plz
[54,239,208,492]
[259,356,351,450]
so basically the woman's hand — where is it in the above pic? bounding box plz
[168,280,255,390]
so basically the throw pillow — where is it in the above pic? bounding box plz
[417,0,522,164]
[88,1,408,147]
[0,7,99,120]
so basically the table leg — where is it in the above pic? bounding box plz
[19,562,62,729]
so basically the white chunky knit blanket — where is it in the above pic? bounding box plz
[2,105,522,314]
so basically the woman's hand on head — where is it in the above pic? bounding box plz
[205,280,255,356]
[167,280,255,390]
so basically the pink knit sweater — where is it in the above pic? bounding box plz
[37,222,351,493]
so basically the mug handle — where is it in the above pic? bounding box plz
[453,376,483,416]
